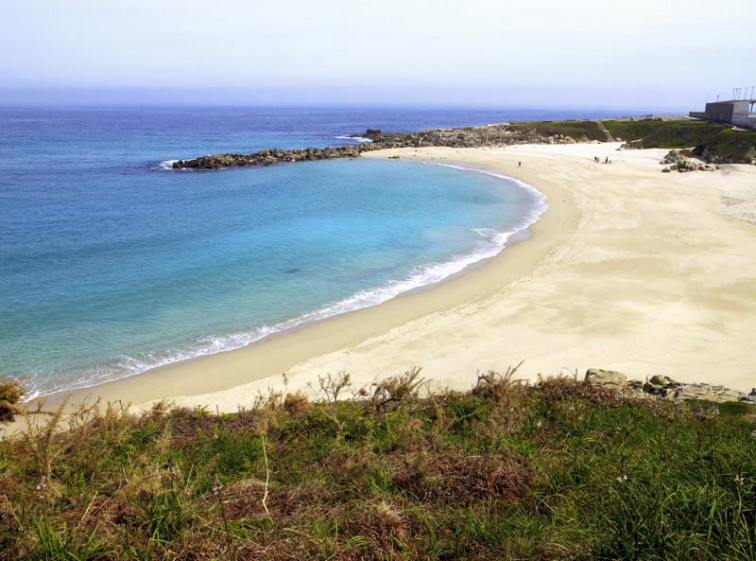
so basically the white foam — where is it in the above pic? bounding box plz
[158,159,178,170]
[30,162,547,398]
[435,162,547,205]
[20,389,40,403]
[335,135,373,143]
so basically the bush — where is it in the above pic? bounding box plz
[0,377,26,423]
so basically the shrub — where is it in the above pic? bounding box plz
[0,377,26,423]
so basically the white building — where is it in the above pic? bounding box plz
[690,99,756,130]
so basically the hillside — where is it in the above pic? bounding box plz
[604,120,756,163]
[1,370,755,560]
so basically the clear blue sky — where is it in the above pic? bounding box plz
[1,0,753,109]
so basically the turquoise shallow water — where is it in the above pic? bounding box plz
[0,106,616,396]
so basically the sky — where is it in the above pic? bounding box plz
[0,0,754,109]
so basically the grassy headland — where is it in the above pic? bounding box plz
[604,120,756,162]
[173,119,756,170]
[1,370,755,560]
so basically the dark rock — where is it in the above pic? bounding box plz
[620,139,644,150]
[643,382,672,397]
[649,375,676,386]
[172,143,378,170]
[172,123,583,170]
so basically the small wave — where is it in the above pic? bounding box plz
[335,135,373,143]
[436,162,547,204]
[158,159,178,170]
[20,389,40,403]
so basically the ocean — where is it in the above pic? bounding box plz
[0,105,626,397]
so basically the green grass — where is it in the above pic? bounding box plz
[509,120,607,141]
[1,371,755,560]
[604,120,756,162]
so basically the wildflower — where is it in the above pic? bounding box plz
[536,420,543,428]
[617,474,628,483]
[735,474,745,486]
[213,475,224,494]
[35,475,47,491]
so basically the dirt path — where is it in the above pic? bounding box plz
[597,120,615,142]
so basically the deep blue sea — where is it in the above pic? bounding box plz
[0,105,627,397]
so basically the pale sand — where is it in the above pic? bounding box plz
[63,142,756,411]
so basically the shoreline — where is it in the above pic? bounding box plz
[37,158,546,402]
[54,142,756,411]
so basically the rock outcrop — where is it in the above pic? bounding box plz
[660,149,717,173]
[694,144,756,165]
[585,369,751,404]
[355,125,580,149]
[585,368,627,389]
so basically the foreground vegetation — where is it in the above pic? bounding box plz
[1,369,755,560]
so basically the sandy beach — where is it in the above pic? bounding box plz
[63,142,756,411]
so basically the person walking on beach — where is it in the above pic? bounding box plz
[518,161,522,167]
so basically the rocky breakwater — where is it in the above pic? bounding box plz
[172,123,584,170]
[585,369,755,404]
[172,144,381,170]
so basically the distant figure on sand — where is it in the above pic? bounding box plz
[518,161,522,167]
